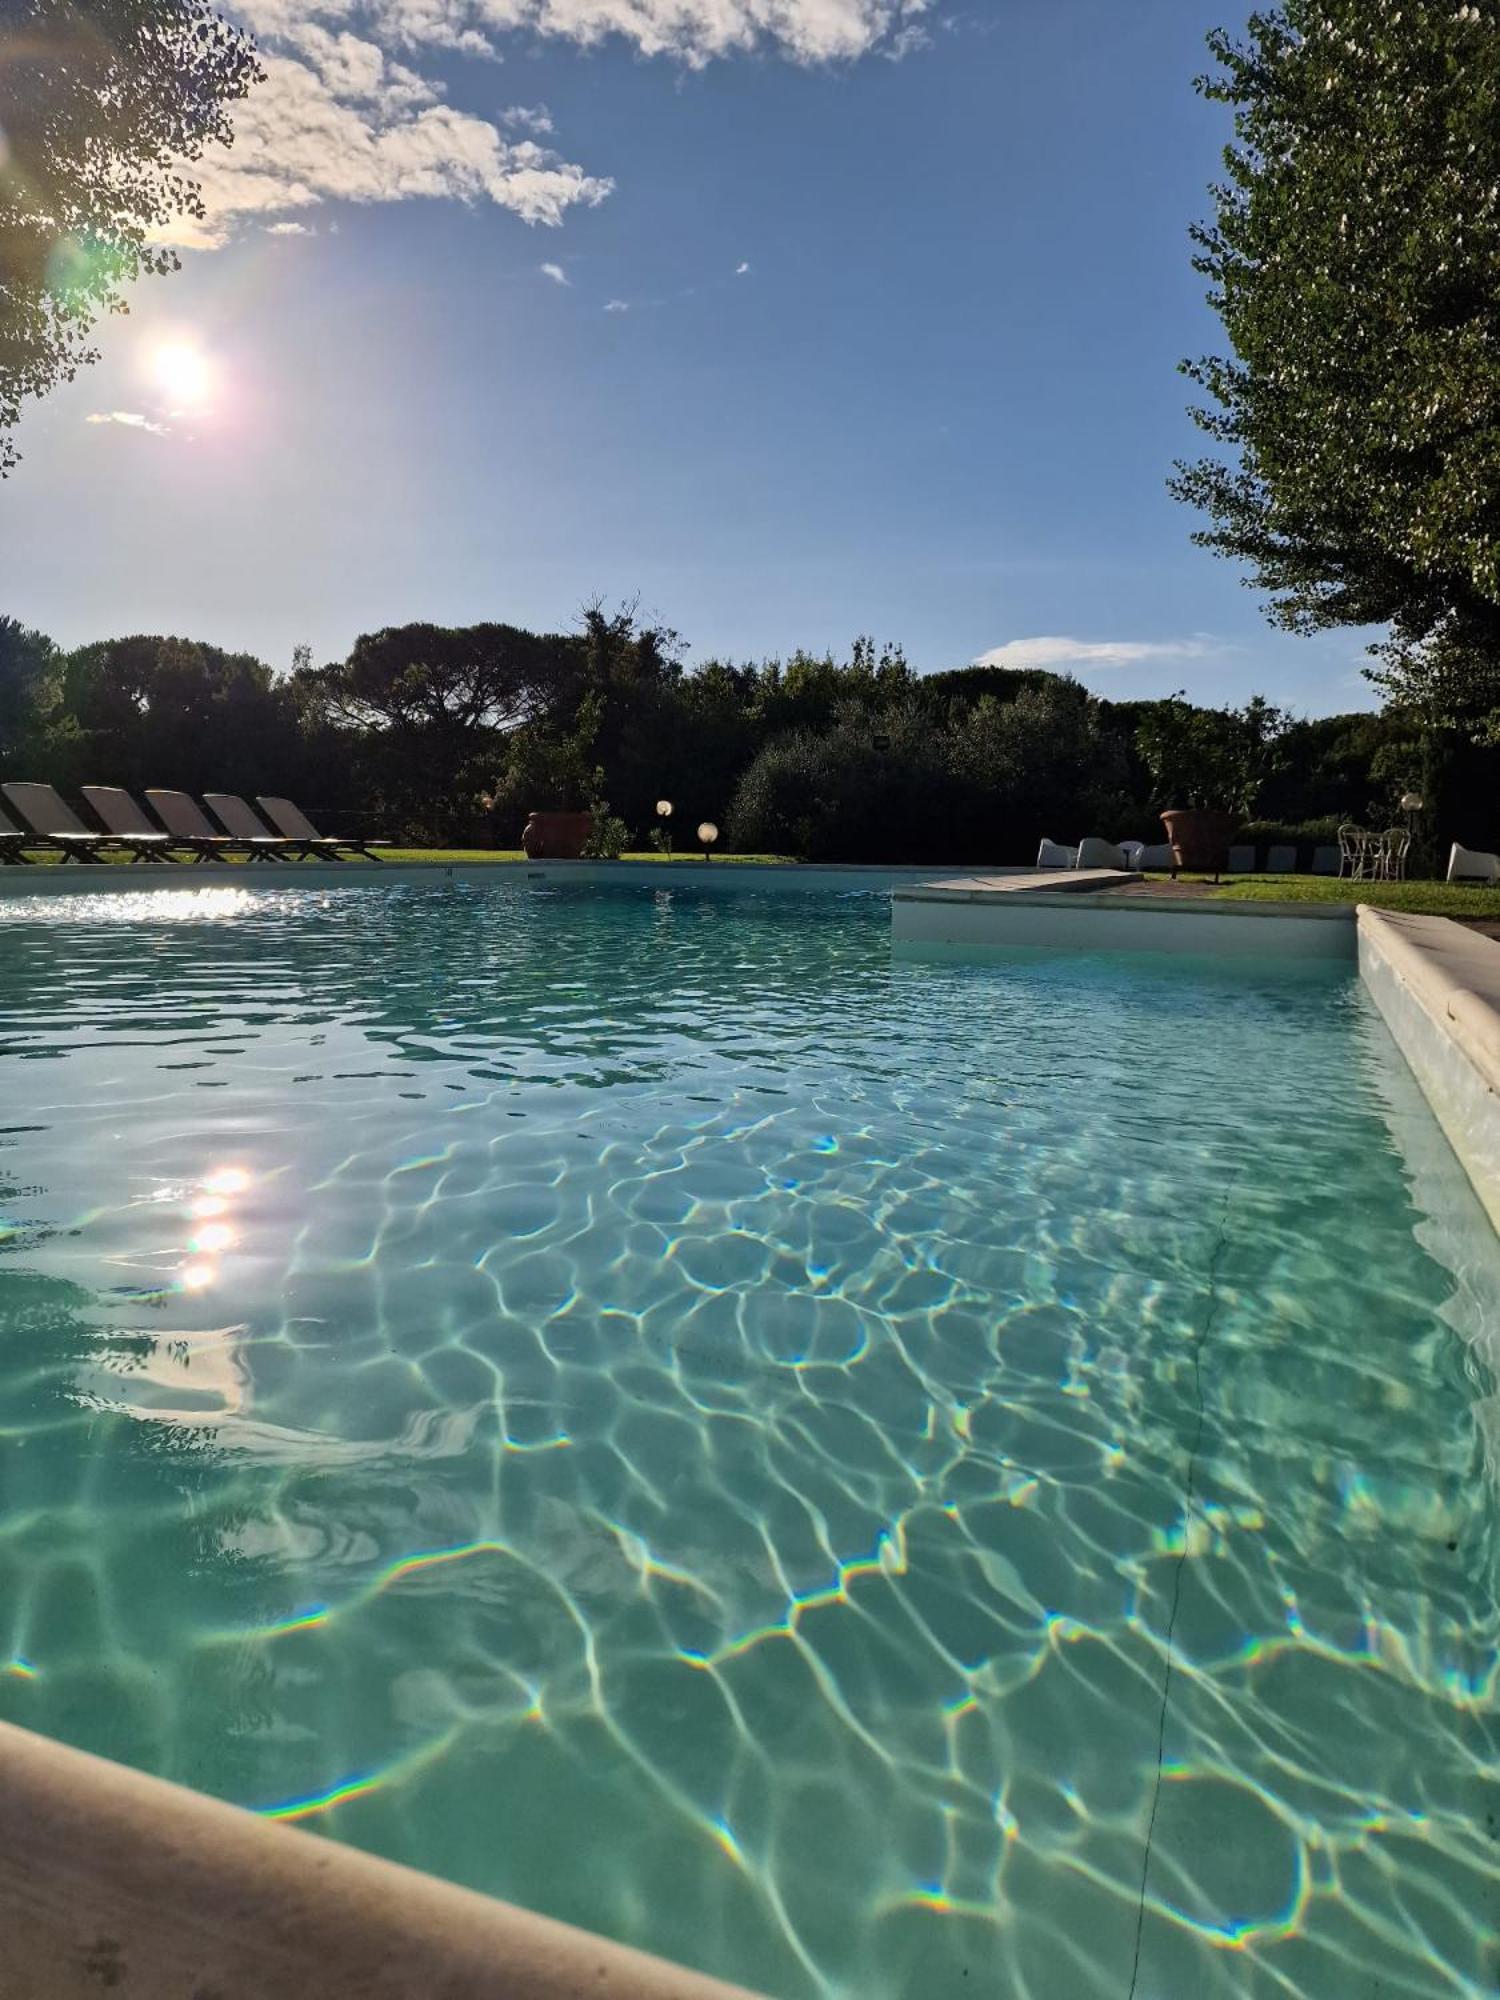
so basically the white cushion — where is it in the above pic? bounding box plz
[1448,842,1500,883]
[1075,836,1130,870]
[1036,839,1079,869]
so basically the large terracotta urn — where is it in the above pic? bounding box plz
[1160,808,1235,876]
[521,811,592,860]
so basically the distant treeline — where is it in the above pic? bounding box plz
[1,608,1490,866]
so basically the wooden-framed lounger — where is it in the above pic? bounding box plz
[2,782,167,862]
[81,786,219,863]
[146,790,286,862]
[256,796,389,861]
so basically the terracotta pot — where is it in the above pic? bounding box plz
[521,811,592,860]
[1160,808,1235,875]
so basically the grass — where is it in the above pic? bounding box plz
[1207,874,1500,918]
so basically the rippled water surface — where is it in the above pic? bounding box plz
[2,879,1498,1997]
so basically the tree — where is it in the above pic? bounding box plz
[0,0,262,472]
[62,632,295,791]
[318,622,584,839]
[0,615,62,766]
[1173,4,1500,724]
[1134,693,1289,818]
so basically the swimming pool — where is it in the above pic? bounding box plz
[0,879,1496,1997]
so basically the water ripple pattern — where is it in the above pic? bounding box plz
[0,879,1497,1998]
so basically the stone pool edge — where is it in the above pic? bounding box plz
[0,1716,763,2000]
[891,869,1355,958]
[1358,906,1500,1236]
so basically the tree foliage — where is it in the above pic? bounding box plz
[0,604,1473,859]
[1134,692,1290,817]
[1174,2,1500,723]
[0,0,262,471]
[0,614,62,766]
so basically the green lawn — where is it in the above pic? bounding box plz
[1207,874,1500,918]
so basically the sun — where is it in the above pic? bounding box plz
[151,341,212,406]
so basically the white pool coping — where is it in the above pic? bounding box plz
[0,1717,762,2000]
[1358,907,1500,1233]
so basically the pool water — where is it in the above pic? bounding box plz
[1,880,1497,1998]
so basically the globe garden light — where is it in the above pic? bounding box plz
[655,799,673,858]
[698,821,719,862]
[1400,793,1424,812]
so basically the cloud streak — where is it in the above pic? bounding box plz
[973,636,1227,672]
[86,411,171,436]
[539,260,570,284]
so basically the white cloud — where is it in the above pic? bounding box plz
[172,0,925,250]
[162,38,611,248]
[237,0,930,67]
[973,636,1226,672]
[734,259,751,274]
[86,411,171,436]
[539,260,570,284]
[603,298,630,312]
[264,220,316,235]
[501,103,554,134]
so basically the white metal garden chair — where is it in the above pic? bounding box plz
[1338,824,1376,880]
[1376,827,1411,881]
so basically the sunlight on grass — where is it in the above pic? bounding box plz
[1211,876,1500,918]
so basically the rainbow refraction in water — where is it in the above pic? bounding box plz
[0,878,1497,1997]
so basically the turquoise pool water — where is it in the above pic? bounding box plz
[0,880,1497,1997]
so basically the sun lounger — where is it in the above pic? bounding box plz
[0,804,33,868]
[2,781,165,862]
[1036,838,1079,869]
[1075,836,1131,869]
[256,796,387,861]
[1448,841,1500,884]
[0,802,33,863]
[204,793,314,859]
[146,789,285,862]
[82,786,220,863]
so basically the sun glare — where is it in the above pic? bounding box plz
[151,341,212,406]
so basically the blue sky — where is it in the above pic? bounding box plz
[0,0,1378,714]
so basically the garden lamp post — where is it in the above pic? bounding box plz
[1401,791,1424,871]
[698,821,719,863]
[656,799,673,858]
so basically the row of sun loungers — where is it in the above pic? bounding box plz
[0,784,387,865]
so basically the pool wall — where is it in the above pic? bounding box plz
[891,874,1355,959]
[1358,906,1500,1234]
[0,1717,763,2000]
